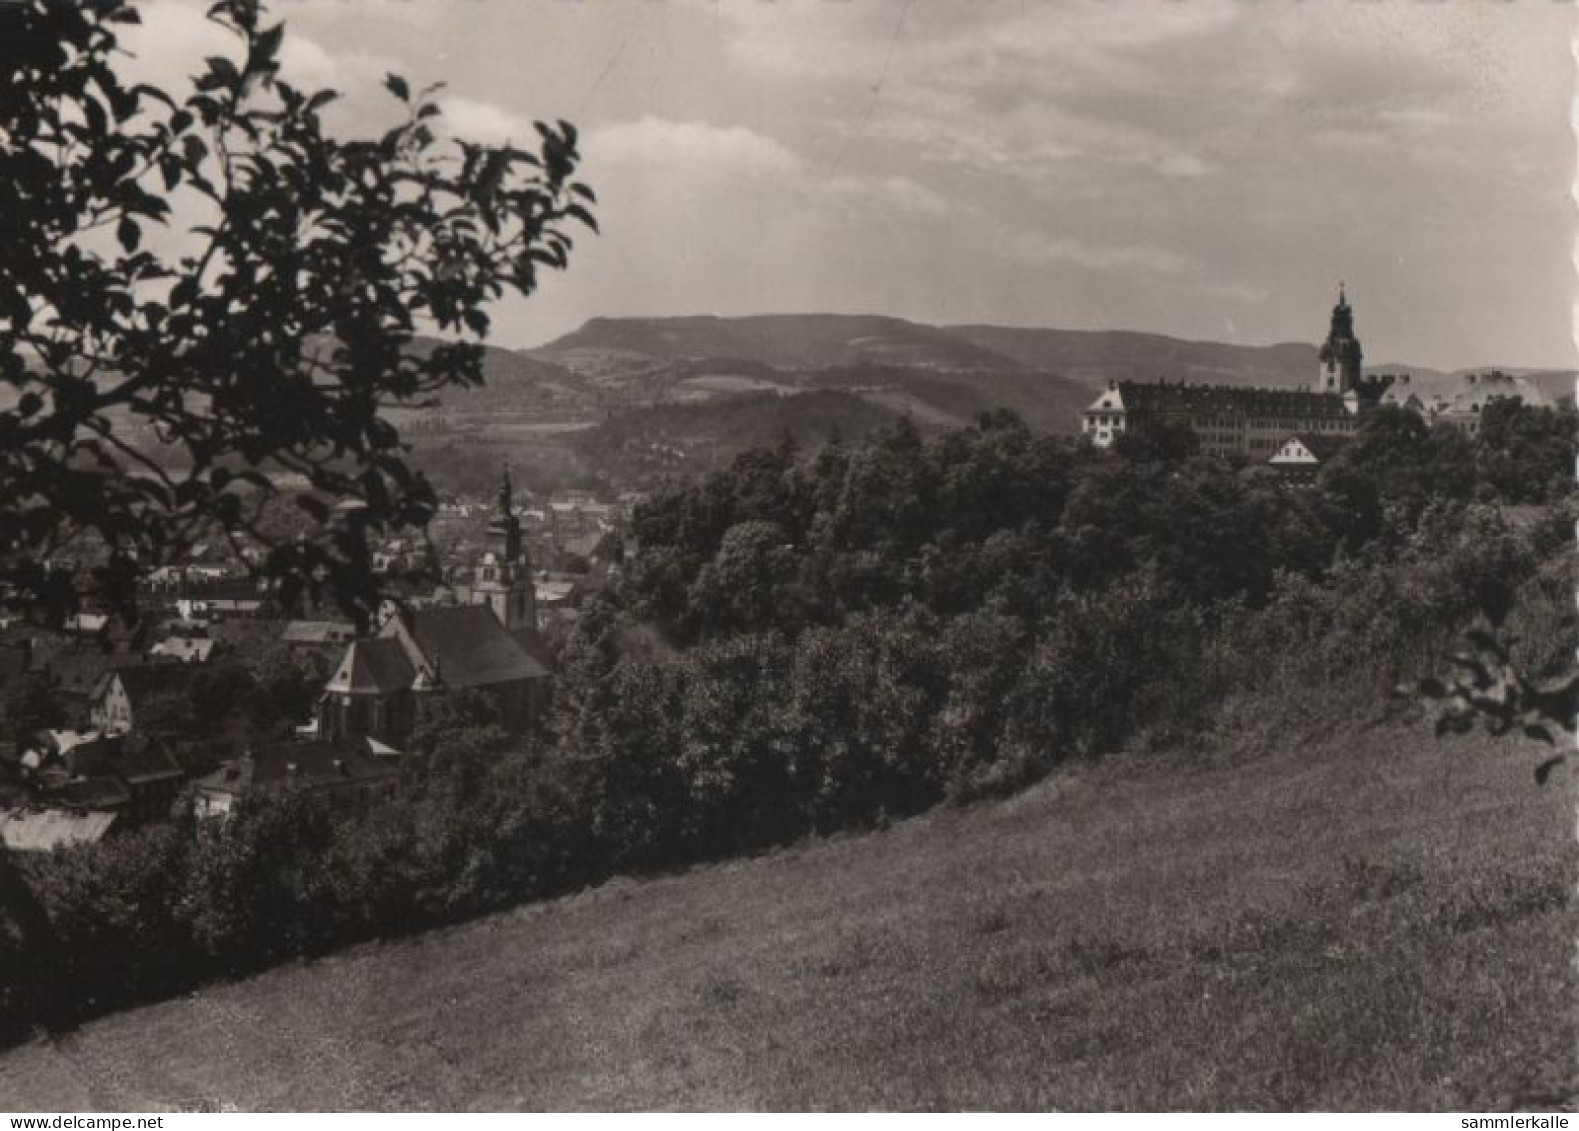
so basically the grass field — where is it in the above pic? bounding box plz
[0,718,1572,1111]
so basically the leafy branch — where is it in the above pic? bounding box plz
[1404,623,1578,785]
[0,0,597,629]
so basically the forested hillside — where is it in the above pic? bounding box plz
[945,325,1321,390]
[2,400,1572,1050]
[389,322,1572,498]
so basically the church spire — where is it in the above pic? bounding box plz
[475,460,534,631]
[1316,282,1363,395]
[497,461,513,521]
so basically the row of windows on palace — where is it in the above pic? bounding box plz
[1085,413,1351,433]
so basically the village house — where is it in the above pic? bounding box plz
[1268,432,1354,481]
[26,731,186,824]
[89,662,198,735]
[175,595,265,621]
[279,619,358,670]
[193,739,400,819]
[1,729,187,849]
[23,625,150,725]
[1414,370,1552,436]
[13,727,99,778]
[148,635,218,664]
[65,612,110,636]
[0,807,120,852]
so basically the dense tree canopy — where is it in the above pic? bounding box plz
[0,0,594,627]
[1475,399,1577,504]
[3,404,1573,1042]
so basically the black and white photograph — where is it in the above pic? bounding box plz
[0,0,1574,1113]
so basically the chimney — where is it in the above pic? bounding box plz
[1107,379,1117,391]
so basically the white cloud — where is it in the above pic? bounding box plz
[117,0,235,92]
[278,35,339,90]
[98,0,1579,368]
[117,2,394,104]
[859,95,1216,181]
[825,175,950,219]
[1000,229,1198,278]
[439,96,532,147]
[588,117,804,180]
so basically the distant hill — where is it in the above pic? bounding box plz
[571,389,899,488]
[947,326,1577,407]
[532,314,1021,374]
[945,325,1321,391]
[799,364,1093,434]
[403,338,595,415]
[392,325,1574,495]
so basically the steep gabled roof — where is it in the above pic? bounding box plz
[510,626,555,673]
[1292,432,1351,461]
[1272,432,1353,463]
[68,733,184,785]
[392,606,548,689]
[324,638,415,696]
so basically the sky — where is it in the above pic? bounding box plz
[122,0,1577,370]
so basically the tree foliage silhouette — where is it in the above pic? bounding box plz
[0,0,595,627]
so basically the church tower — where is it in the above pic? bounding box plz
[472,465,536,632]
[1315,284,1364,395]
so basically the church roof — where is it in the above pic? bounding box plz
[397,606,548,689]
[325,638,415,695]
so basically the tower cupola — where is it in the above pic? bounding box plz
[473,462,536,631]
[1316,282,1365,396]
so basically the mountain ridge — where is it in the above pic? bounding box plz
[393,319,1573,494]
[530,313,1023,373]
[528,314,1573,394]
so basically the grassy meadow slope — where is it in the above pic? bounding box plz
[1,720,1571,1111]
